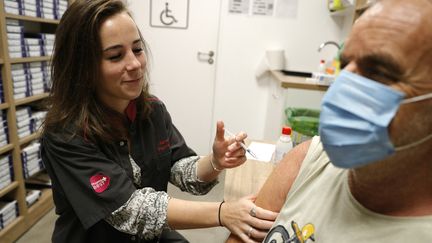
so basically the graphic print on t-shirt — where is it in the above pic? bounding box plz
[264,221,315,243]
[90,173,111,193]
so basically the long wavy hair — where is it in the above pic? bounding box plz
[43,0,152,142]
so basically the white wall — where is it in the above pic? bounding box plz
[212,0,353,141]
[128,0,354,145]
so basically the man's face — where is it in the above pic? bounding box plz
[340,0,432,151]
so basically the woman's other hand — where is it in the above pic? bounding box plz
[221,195,278,243]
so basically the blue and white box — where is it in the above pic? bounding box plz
[0,199,18,230]
[21,142,44,178]
[0,154,13,191]
[16,107,32,138]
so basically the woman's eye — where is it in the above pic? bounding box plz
[108,54,121,60]
[133,48,143,53]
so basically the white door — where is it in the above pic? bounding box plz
[129,0,220,155]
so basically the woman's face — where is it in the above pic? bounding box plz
[98,12,146,113]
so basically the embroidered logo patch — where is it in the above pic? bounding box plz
[90,173,110,193]
[157,139,170,153]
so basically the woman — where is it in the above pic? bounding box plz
[41,0,277,242]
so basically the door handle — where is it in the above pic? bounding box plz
[197,51,215,64]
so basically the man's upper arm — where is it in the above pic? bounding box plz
[254,139,311,212]
[225,140,312,243]
[224,140,311,243]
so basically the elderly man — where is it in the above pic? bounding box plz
[226,0,432,242]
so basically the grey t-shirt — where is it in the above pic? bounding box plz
[264,136,432,242]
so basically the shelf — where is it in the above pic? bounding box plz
[26,189,54,227]
[19,131,41,145]
[10,56,51,64]
[0,1,69,242]
[0,181,19,198]
[4,14,60,25]
[271,71,329,91]
[25,172,51,188]
[15,93,49,106]
[0,189,54,242]
[0,144,14,155]
[329,5,355,17]
[0,102,10,110]
[0,216,26,243]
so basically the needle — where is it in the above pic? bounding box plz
[225,129,257,159]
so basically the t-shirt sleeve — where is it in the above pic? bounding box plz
[41,133,136,229]
[287,136,331,197]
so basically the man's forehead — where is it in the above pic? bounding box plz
[341,0,432,93]
[359,0,432,29]
[345,0,431,62]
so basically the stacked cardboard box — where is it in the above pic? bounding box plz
[0,154,13,191]
[5,19,25,58]
[16,106,31,138]
[0,200,18,230]
[3,0,21,15]
[25,189,42,207]
[21,142,44,179]
[0,70,4,104]
[11,61,50,99]
[3,0,68,20]
[0,111,9,147]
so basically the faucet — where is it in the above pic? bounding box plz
[317,41,342,75]
[317,41,341,52]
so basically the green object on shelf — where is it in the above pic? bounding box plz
[328,0,346,11]
[285,107,320,137]
[333,0,344,11]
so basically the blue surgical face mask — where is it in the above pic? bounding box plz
[319,70,432,168]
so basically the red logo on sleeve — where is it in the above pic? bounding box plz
[157,139,170,153]
[90,173,110,193]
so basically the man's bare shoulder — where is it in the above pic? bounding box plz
[255,139,312,210]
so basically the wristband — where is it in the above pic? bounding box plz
[210,156,224,172]
[218,200,225,226]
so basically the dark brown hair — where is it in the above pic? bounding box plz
[43,0,152,141]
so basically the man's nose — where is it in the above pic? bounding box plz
[344,62,357,73]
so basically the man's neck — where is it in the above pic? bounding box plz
[348,152,432,217]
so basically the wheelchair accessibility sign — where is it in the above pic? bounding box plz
[150,0,189,29]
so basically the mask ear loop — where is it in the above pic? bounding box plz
[396,92,432,151]
[395,133,432,151]
[401,92,432,104]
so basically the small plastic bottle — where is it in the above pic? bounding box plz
[272,126,293,164]
[318,59,326,74]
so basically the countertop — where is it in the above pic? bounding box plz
[271,70,329,91]
[224,141,276,201]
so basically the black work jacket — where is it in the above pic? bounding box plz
[41,98,196,243]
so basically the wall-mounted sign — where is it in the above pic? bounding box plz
[150,0,189,29]
[252,0,274,16]
[229,0,298,18]
[229,0,250,14]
